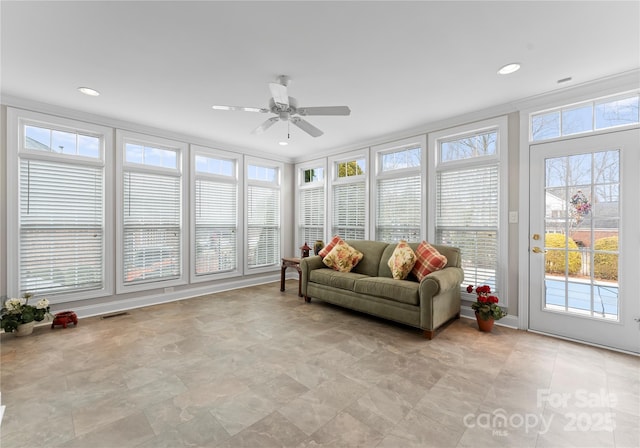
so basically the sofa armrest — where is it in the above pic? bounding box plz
[300,256,325,296]
[419,266,464,299]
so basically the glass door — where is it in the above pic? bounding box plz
[529,129,640,353]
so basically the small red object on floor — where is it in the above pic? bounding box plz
[51,311,78,329]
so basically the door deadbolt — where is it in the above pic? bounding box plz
[532,234,540,240]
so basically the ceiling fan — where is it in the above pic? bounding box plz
[212,75,351,138]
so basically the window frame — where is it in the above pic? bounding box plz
[244,156,283,274]
[6,108,114,303]
[115,130,188,294]
[372,135,426,242]
[530,91,640,142]
[189,145,242,283]
[328,150,369,241]
[295,158,327,249]
[428,116,509,305]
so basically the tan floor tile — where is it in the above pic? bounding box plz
[1,281,638,448]
[61,411,155,448]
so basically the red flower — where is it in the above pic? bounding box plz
[466,285,474,293]
[488,295,499,304]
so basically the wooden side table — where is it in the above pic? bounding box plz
[280,257,302,297]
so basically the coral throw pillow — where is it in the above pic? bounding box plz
[322,240,364,272]
[318,235,343,258]
[387,240,417,280]
[412,241,448,281]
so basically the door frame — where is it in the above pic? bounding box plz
[527,130,638,352]
[516,80,640,347]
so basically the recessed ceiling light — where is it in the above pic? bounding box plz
[497,63,521,75]
[279,141,288,146]
[78,87,100,96]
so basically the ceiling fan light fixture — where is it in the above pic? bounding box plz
[497,63,521,75]
[217,75,350,138]
[78,86,100,96]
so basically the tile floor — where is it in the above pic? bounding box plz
[1,281,638,447]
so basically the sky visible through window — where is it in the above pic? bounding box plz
[25,125,100,158]
[531,94,639,141]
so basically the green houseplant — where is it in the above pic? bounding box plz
[1,293,51,334]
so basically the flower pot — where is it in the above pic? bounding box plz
[475,312,495,332]
[314,240,325,256]
[15,321,35,336]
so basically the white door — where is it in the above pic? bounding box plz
[529,129,640,353]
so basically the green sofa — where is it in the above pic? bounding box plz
[300,240,464,339]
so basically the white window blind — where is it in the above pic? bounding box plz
[299,186,324,246]
[436,165,499,289]
[332,182,365,239]
[123,171,181,283]
[376,175,421,242]
[195,178,237,275]
[247,185,280,267]
[19,159,104,294]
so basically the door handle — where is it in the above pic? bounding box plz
[532,246,545,254]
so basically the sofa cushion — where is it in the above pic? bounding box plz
[353,277,420,306]
[412,241,448,281]
[346,240,390,277]
[309,269,368,291]
[387,240,416,280]
[322,240,364,272]
[318,235,342,258]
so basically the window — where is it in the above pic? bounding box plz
[117,131,186,291]
[337,158,365,178]
[8,109,111,300]
[330,153,367,240]
[303,167,324,183]
[192,147,239,280]
[246,159,282,270]
[429,117,508,295]
[297,162,325,248]
[531,92,639,141]
[374,138,424,242]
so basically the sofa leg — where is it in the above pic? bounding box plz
[423,329,435,340]
[304,295,311,303]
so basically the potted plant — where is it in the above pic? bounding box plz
[1,293,51,336]
[467,285,506,332]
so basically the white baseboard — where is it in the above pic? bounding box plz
[0,392,4,427]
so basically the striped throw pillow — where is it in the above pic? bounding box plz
[412,241,447,281]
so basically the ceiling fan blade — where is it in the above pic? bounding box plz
[296,106,351,116]
[251,117,279,134]
[212,105,269,113]
[291,117,324,137]
[269,82,289,107]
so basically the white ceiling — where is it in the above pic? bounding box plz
[2,1,639,161]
